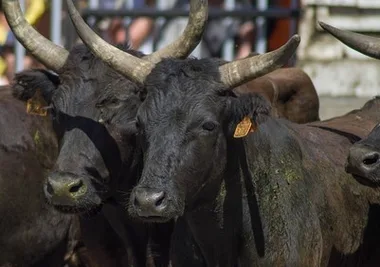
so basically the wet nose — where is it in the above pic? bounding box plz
[133,187,167,217]
[362,151,380,168]
[45,173,87,206]
[346,145,380,175]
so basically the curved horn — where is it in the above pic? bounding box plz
[3,0,69,72]
[319,21,380,59]
[65,0,153,85]
[219,35,300,88]
[66,0,208,84]
[144,0,208,64]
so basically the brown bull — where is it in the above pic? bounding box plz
[0,86,86,266]
[235,67,320,123]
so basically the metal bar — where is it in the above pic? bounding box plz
[289,0,299,66]
[290,0,299,36]
[153,0,166,55]
[88,0,99,26]
[89,0,99,7]
[81,8,301,19]
[255,0,268,54]
[126,0,134,12]
[125,0,135,28]
[222,0,236,61]
[50,0,63,45]
[15,0,26,72]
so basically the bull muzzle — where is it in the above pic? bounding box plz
[346,145,380,185]
[44,172,88,206]
[131,187,168,218]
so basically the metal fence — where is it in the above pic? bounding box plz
[14,0,301,72]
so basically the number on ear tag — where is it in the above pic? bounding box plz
[233,116,256,138]
[26,88,48,116]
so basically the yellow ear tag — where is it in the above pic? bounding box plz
[26,88,48,116]
[233,116,256,138]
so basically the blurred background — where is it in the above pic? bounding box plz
[0,0,379,119]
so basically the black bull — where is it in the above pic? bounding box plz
[127,58,380,266]
[0,86,82,266]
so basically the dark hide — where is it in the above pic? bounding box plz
[12,44,171,267]
[0,87,78,266]
[129,58,380,267]
[308,96,380,142]
[322,96,380,191]
[234,67,320,123]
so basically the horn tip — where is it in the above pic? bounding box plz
[318,21,334,32]
[289,34,301,45]
[293,34,301,42]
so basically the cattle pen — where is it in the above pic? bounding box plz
[2,0,380,266]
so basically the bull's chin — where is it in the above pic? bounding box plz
[346,165,380,188]
[136,215,172,223]
[352,174,380,188]
[128,207,178,223]
[52,203,103,216]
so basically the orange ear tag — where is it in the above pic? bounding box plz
[26,88,48,116]
[233,116,256,138]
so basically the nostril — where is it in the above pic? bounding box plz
[46,181,54,195]
[155,192,165,207]
[363,153,379,166]
[69,180,84,193]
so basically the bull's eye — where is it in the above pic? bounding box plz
[135,119,140,130]
[110,99,119,105]
[202,121,217,131]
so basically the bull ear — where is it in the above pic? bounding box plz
[12,69,59,104]
[224,93,271,138]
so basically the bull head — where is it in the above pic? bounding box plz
[66,0,300,88]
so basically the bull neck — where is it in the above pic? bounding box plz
[183,137,245,267]
[182,117,296,266]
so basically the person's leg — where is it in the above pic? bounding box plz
[107,18,127,44]
[235,21,255,59]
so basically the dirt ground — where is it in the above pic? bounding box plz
[319,96,374,120]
